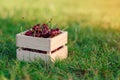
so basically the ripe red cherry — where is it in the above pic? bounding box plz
[35,32,41,37]
[25,30,33,36]
[41,24,50,38]
[50,29,56,37]
[55,28,61,34]
[55,28,59,31]
[50,28,61,37]
[32,24,41,32]
[41,24,49,30]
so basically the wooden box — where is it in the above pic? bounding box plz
[16,31,68,62]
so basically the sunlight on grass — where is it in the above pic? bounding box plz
[0,0,120,28]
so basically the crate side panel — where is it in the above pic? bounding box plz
[29,52,50,62]
[34,53,50,62]
[23,50,30,61]
[29,51,35,61]
[16,34,50,51]
[17,49,24,60]
[51,46,68,61]
[51,32,68,51]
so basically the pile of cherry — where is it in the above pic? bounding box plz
[23,23,63,54]
[25,24,61,38]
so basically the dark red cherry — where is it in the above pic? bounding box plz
[25,30,33,36]
[41,24,50,38]
[32,24,41,32]
[35,32,41,37]
[41,24,49,30]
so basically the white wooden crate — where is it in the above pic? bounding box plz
[16,31,68,62]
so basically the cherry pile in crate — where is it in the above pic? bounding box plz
[24,23,63,54]
[25,24,61,38]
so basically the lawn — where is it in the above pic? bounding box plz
[0,0,120,80]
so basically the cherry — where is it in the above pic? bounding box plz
[50,28,61,38]
[25,30,33,36]
[41,24,50,38]
[32,24,41,32]
[41,24,49,30]
[35,33,41,37]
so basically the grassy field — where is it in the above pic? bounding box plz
[0,0,120,80]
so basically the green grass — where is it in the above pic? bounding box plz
[0,0,120,80]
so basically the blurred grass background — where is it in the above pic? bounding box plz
[0,0,120,80]
[0,0,120,28]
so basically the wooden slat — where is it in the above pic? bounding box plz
[50,31,68,51]
[16,33,50,51]
[23,50,30,61]
[29,51,50,62]
[29,51,35,61]
[50,46,68,61]
[17,49,24,60]
[17,48,51,62]
[33,52,50,62]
